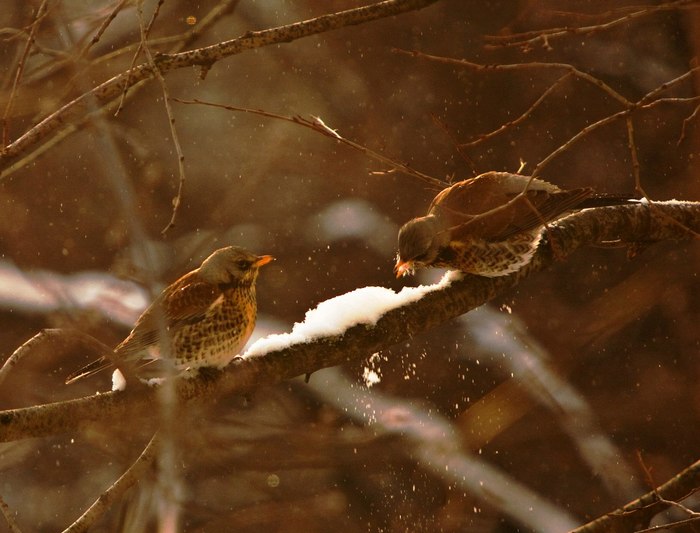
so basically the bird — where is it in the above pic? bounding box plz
[65,246,274,384]
[395,171,634,278]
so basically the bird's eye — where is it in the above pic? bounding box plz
[236,260,249,270]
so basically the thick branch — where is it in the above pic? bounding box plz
[0,0,440,175]
[0,202,697,442]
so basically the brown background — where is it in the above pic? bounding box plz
[1,1,699,531]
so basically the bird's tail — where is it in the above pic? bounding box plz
[578,195,639,208]
[65,356,113,385]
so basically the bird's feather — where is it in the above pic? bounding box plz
[429,173,595,242]
[115,272,222,358]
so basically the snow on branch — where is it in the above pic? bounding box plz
[0,201,698,443]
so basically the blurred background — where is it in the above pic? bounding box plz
[1,0,699,531]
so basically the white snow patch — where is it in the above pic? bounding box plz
[362,352,384,387]
[111,369,127,391]
[362,368,381,387]
[639,198,693,205]
[245,270,462,357]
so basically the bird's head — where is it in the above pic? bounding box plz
[198,246,274,286]
[394,215,445,278]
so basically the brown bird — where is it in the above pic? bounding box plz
[66,246,274,384]
[395,171,634,278]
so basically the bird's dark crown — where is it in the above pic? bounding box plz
[397,215,444,264]
[198,246,265,286]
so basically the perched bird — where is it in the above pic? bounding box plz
[395,171,633,278]
[66,246,274,384]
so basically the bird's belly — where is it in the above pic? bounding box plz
[439,231,543,277]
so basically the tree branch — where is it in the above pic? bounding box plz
[0,202,698,443]
[572,457,700,532]
[0,0,441,176]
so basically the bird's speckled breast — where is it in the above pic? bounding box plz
[171,286,257,369]
[435,229,543,277]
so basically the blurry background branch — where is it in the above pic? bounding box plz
[1,200,697,444]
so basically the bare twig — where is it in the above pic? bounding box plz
[571,457,700,533]
[428,114,478,176]
[4,0,241,178]
[626,115,700,238]
[460,73,573,148]
[394,50,632,106]
[1,0,49,147]
[133,1,187,234]
[173,98,446,188]
[1,328,140,388]
[63,432,159,533]
[483,0,699,51]
[115,0,164,115]
[0,494,22,533]
[677,104,700,145]
[0,0,441,177]
[397,50,700,187]
[78,0,130,60]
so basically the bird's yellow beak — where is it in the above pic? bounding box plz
[394,258,413,278]
[254,255,275,267]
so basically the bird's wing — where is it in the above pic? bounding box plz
[115,274,221,357]
[429,174,594,241]
[488,188,594,240]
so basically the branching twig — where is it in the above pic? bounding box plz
[133,1,187,234]
[4,0,241,179]
[460,73,573,148]
[78,0,130,60]
[1,328,139,388]
[1,0,49,147]
[483,0,700,51]
[116,0,165,115]
[397,50,700,186]
[0,0,441,177]
[63,432,159,533]
[571,457,700,533]
[172,98,446,188]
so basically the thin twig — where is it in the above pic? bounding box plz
[0,328,139,388]
[0,0,441,176]
[78,0,130,59]
[133,1,187,234]
[428,114,478,176]
[116,0,165,116]
[626,115,699,238]
[173,98,446,188]
[460,73,573,148]
[677,103,700,145]
[571,457,700,533]
[2,0,49,147]
[3,0,240,178]
[394,49,632,106]
[0,494,22,533]
[483,0,699,51]
[63,432,159,533]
